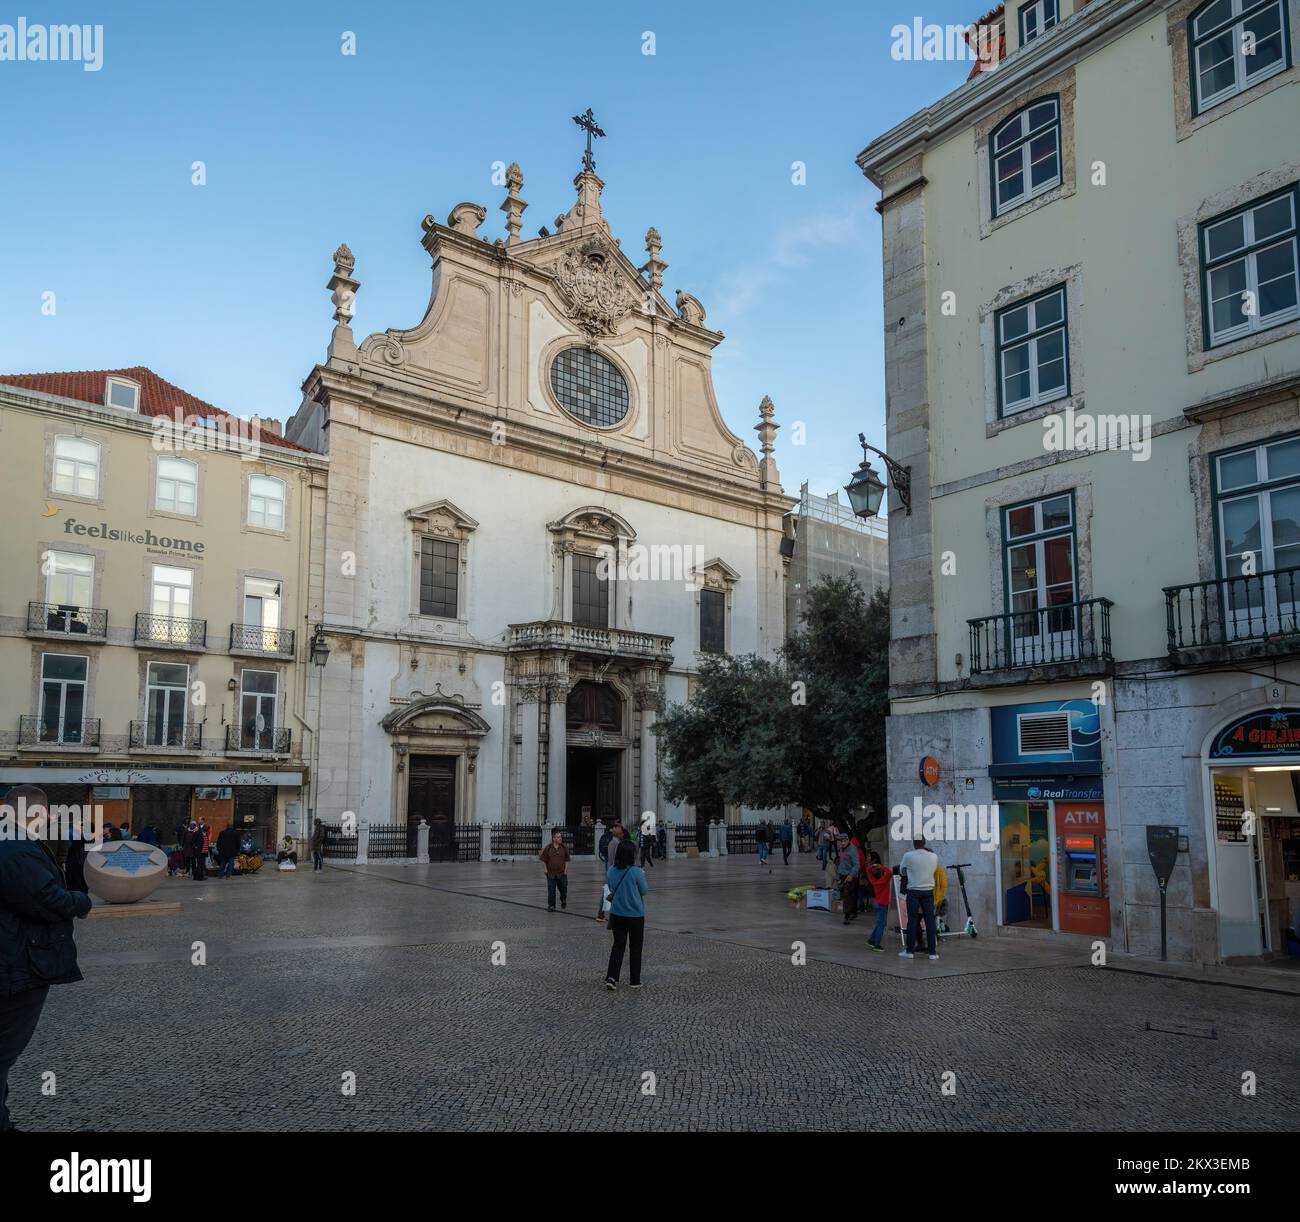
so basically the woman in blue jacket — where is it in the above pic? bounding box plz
[604,839,648,990]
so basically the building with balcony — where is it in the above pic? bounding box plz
[859,0,1299,961]
[0,367,327,849]
[287,156,791,851]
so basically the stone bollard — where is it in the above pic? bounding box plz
[707,819,719,858]
[665,824,676,860]
[416,819,429,863]
[719,821,729,857]
[356,820,370,865]
[480,823,492,862]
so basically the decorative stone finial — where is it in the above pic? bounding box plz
[641,227,667,293]
[557,168,607,233]
[500,163,527,246]
[447,202,487,236]
[675,289,706,327]
[758,394,775,422]
[327,243,360,326]
[755,396,780,489]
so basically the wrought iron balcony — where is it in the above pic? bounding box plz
[1164,566,1300,661]
[129,720,203,750]
[229,623,296,655]
[225,723,291,754]
[18,715,101,748]
[27,601,108,639]
[507,620,674,660]
[134,612,206,649]
[968,598,1114,675]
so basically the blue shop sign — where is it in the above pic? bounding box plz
[992,777,1104,802]
[991,700,1101,766]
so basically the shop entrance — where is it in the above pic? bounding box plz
[566,747,620,827]
[999,801,1053,927]
[133,785,194,841]
[234,786,277,853]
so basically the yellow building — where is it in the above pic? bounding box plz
[0,367,326,850]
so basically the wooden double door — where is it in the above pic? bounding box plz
[407,755,456,858]
[566,747,621,827]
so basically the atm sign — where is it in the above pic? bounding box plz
[1063,835,1094,851]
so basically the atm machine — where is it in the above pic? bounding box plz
[1054,803,1111,936]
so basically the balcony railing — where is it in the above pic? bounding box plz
[27,601,108,639]
[129,720,203,750]
[135,613,207,649]
[229,623,296,655]
[18,715,101,747]
[225,724,291,754]
[508,620,674,659]
[968,598,1114,674]
[1164,566,1300,654]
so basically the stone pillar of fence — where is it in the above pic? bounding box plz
[593,820,606,863]
[665,823,676,860]
[480,823,492,862]
[707,820,719,857]
[416,819,429,863]
[719,820,729,857]
[356,820,370,865]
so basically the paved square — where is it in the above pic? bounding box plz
[14,856,1298,1132]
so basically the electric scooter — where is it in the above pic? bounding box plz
[953,862,978,938]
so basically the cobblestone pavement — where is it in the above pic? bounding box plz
[15,858,1298,1132]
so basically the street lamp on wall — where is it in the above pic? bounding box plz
[309,624,330,667]
[845,432,911,518]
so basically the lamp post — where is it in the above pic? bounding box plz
[845,432,911,517]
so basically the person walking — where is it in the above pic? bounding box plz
[779,817,793,865]
[755,820,769,866]
[310,818,326,871]
[899,837,940,961]
[539,829,571,912]
[184,821,206,881]
[863,851,894,952]
[816,821,833,868]
[850,829,869,917]
[835,832,861,926]
[0,785,93,1132]
[639,824,655,869]
[604,840,648,991]
[215,824,240,879]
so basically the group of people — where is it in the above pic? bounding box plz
[754,818,794,867]
[828,829,944,959]
[538,821,651,990]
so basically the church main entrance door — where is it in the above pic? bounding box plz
[566,747,621,827]
[408,755,456,859]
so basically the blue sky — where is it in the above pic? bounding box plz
[1,0,981,499]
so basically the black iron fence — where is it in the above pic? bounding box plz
[135,612,207,649]
[367,824,409,860]
[18,715,100,747]
[229,623,296,655]
[673,824,697,854]
[129,720,203,750]
[225,725,291,754]
[968,597,1113,673]
[321,825,357,860]
[1164,566,1300,652]
[727,826,758,854]
[491,825,543,856]
[563,824,595,855]
[28,601,108,638]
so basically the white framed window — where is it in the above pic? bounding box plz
[239,669,279,750]
[40,653,88,743]
[45,550,94,608]
[104,376,140,411]
[145,661,189,746]
[247,474,286,530]
[1019,0,1059,45]
[156,456,198,515]
[1201,187,1299,346]
[1191,0,1290,116]
[990,98,1061,218]
[53,435,100,498]
[151,565,193,620]
[996,285,1069,414]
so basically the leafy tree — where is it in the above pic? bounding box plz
[656,575,889,834]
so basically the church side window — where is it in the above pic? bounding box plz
[419,538,459,618]
[700,589,726,653]
[572,552,609,628]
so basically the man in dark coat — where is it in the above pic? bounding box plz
[0,785,92,1132]
[215,824,241,878]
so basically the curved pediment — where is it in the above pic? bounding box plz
[382,697,491,737]
[548,505,637,542]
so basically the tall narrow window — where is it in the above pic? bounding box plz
[45,551,94,609]
[418,538,459,618]
[1201,187,1299,346]
[700,589,726,653]
[1214,434,1300,637]
[242,577,282,651]
[146,565,195,645]
[1019,0,1058,44]
[146,661,189,746]
[572,552,609,629]
[1191,0,1290,115]
[53,436,100,498]
[247,474,286,530]
[1003,495,1077,665]
[40,654,88,743]
[996,285,1069,414]
[239,670,279,750]
[990,98,1061,217]
[156,456,198,514]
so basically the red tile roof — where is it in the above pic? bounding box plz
[0,365,314,453]
[965,3,1006,80]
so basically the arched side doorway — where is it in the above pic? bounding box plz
[565,680,627,827]
[381,694,490,859]
[1201,703,1300,958]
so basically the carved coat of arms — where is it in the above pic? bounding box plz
[554,240,635,337]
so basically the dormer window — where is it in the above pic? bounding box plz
[105,377,140,412]
[1019,0,1059,45]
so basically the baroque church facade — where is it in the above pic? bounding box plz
[287,153,792,844]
